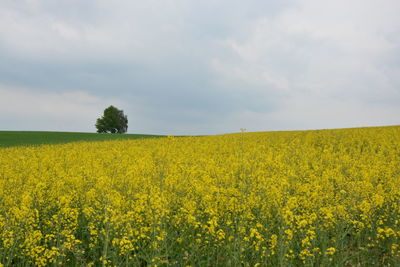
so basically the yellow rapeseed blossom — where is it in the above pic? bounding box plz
[0,126,399,265]
[325,247,336,255]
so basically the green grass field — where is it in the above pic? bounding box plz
[0,131,164,148]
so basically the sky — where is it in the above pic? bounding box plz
[0,0,399,135]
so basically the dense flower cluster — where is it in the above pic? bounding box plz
[0,126,399,266]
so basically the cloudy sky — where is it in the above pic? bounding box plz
[0,0,399,135]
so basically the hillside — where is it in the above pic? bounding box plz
[0,131,164,148]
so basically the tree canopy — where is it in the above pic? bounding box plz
[95,106,128,134]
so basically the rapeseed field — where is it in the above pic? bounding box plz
[0,126,399,266]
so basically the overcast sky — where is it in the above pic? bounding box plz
[0,0,399,135]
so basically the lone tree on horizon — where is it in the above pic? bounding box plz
[96,105,128,134]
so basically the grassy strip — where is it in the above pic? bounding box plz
[0,131,164,148]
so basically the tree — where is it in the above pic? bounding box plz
[95,105,128,134]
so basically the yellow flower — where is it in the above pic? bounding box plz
[325,247,336,255]
[0,125,398,265]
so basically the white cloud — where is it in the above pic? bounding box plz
[0,0,399,134]
[273,94,400,130]
[0,84,125,132]
[216,96,400,133]
[0,0,188,62]
[210,0,400,131]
